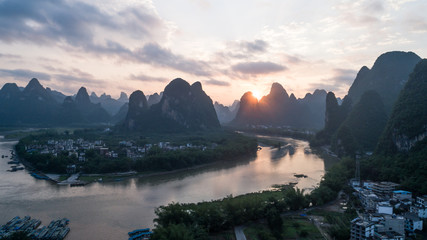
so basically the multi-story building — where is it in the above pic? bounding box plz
[351,218,375,240]
[392,190,412,201]
[371,182,399,197]
[374,231,404,240]
[377,202,393,215]
[404,212,423,233]
[410,195,427,219]
[375,215,405,236]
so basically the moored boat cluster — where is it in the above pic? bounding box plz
[0,216,70,240]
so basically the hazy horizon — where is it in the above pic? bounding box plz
[1,0,427,104]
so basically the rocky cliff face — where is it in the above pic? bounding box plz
[333,90,388,154]
[61,86,111,124]
[124,90,148,130]
[377,59,427,154]
[75,87,91,105]
[347,51,421,113]
[121,78,220,132]
[147,92,162,106]
[156,79,219,130]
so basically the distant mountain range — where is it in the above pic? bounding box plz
[1,50,424,137]
[229,82,327,130]
[214,100,240,124]
[89,91,128,116]
[0,78,169,127]
[0,78,113,126]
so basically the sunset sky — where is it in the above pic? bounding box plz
[0,0,426,105]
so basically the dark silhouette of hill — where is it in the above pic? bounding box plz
[312,51,422,151]
[60,87,111,124]
[362,59,427,194]
[347,51,420,114]
[0,78,59,125]
[89,91,128,115]
[0,79,111,126]
[230,82,327,129]
[120,78,220,132]
[214,100,240,124]
[123,90,148,130]
[332,90,388,155]
[376,59,427,154]
[147,92,162,106]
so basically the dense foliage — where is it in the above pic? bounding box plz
[152,187,309,240]
[152,156,356,239]
[361,139,427,195]
[332,90,388,155]
[311,93,352,147]
[377,59,427,155]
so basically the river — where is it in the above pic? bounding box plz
[0,135,332,240]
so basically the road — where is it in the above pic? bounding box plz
[234,226,247,240]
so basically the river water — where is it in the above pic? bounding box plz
[0,136,331,240]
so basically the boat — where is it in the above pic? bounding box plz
[30,172,50,180]
[70,182,86,187]
[128,228,150,237]
[129,231,153,240]
[59,227,70,239]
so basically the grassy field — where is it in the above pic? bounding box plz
[244,216,323,240]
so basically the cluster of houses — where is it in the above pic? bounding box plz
[26,138,211,163]
[26,139,104,162]
[350,180,426,239]
[118,141,210,159]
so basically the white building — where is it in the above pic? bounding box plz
[404,213,423,233]
[377,202,393,215]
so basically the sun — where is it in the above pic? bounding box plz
[251,90,262,101]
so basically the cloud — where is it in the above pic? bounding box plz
[283,54,305,64]
[0,0,164,51]
[130,73,168,82]
[308,68,358,94]
[0,68,51,81]
[232,61,287,75]
[215,39,270,62]
[53,74,103,85]
[239,40,269,53]
[330,68,358,84]
[0,53,21,59]
[0,0,213,78]
[203,79,230,86]
[133,43,212,76]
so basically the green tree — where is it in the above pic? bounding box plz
[152,223,194,240]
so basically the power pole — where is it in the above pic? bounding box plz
[355,158,360,187]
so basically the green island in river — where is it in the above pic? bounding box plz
[14,128,258,184]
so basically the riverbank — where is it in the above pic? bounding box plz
[0,133,330,240]
[14,133,339,187]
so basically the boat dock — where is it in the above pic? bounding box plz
[0,216,70,240]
